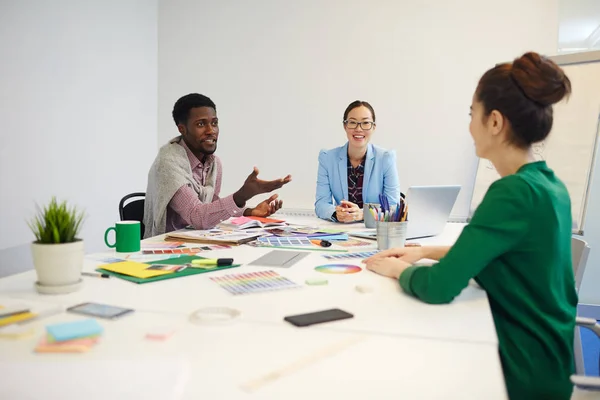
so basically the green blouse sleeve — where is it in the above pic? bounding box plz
[399,175,533,304]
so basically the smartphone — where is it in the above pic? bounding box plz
[67,302,134,320]
[283,308,354,327]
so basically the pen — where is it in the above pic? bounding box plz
[370,207,377,221]
[310,240,332,248]
[192,258,234,266]
[82,272,110,279]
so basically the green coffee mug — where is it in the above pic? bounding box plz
[104,221,141,252]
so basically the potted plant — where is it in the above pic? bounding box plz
[28,197,85,294]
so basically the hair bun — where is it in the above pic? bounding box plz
[510,52,572,107]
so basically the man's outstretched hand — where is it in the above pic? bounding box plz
[234,167,292,207]
[243,194,283,218]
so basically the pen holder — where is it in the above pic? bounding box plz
[364,203,380,229]
[376,221,408,250]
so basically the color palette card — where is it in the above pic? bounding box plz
[85,254,124,264]
[335,239,372,248]
[258,237,313,247]
[142,248,197,255]
[210,270,301,295]
[323,251,379,260]
[142,244,231,254]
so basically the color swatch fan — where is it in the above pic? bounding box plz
[210,270,301,295]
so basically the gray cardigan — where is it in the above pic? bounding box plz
[143,136,218,238]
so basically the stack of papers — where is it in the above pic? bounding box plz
[35,319,103,353]
[165,230,262,245]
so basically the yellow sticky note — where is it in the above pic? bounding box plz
[99,261,173,279]
[0,312,37,327]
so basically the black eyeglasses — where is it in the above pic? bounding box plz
[344,120,375,130]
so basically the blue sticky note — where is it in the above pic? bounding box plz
[46,319,103,342]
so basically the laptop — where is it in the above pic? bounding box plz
[404,185,461,239]
[350,185,461,240]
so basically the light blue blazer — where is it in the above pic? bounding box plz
[315,142,401,220]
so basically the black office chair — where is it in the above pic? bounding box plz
[119,192,145,238]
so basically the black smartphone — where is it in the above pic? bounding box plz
[284,308,354,327]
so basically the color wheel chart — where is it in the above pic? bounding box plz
[323,251,378,260]
[314,265,362,274]
[210,270,301,295]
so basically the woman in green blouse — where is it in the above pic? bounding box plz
[365,52,577,400]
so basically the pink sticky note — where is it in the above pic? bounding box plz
[145,327,176,341]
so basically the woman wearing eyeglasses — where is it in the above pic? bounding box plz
[315,100,400,222]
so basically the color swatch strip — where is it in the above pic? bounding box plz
[323,251,378,260]
[257,237,313,247]
[210,270,301,295]
[143,245,231,254]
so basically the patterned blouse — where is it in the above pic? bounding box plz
[347,156,365,208]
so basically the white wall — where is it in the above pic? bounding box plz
[158,0,558,220]
[0,0,158,258]
[558,0,600,52]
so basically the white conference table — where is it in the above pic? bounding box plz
[0,217,507,399]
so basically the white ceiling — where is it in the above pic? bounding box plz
[559,0,600,52]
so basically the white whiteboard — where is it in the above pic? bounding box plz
[470,51,600,233]
[157,0,559,221]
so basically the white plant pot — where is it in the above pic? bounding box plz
[31,240,84,294]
